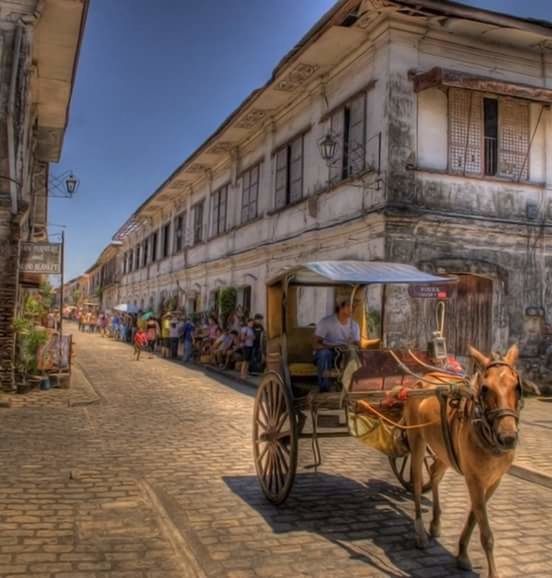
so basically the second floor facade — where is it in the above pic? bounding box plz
[114,0,552,290]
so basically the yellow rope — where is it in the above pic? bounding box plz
[356,399,440,430]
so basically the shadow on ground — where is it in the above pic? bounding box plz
[224,473,477,578]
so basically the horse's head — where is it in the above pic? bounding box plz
[468,344,522,451]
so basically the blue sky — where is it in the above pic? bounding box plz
[52,0,551,280]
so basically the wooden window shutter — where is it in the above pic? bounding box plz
[289,135,303,203]
[347,93,366,176]
[249,165,259,221]
[274,147,288,209]
[211,191,219,234]
[241,171,250,223]
[498,98,529,180]
[329,109,344,184]
[220,186,227,232]
[448,88,483,175]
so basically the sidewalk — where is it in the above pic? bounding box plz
[0,361,100,410]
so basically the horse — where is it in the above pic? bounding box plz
[405,344,522,578]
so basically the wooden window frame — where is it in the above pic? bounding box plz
[173,212,186,254]
[211,184,228,237]
[274,133,305,210]
[192,200,205,245]
[240,163,260,224]
[161,222,171,259]
[151,230,159,263]
[447,89,530,181]
[329,91,366,185]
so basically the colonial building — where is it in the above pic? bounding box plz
[84,241,122,311]
[105,0,551,360]
[0,0,88,389]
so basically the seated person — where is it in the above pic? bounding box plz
[313,300,360,392]
[213,330,239,368]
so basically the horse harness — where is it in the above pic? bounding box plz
[437,360,523,475]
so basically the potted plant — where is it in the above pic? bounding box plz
[13,316,49,391]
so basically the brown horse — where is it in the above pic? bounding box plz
[405,344,522,578]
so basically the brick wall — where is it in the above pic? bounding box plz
[0,202,19,391]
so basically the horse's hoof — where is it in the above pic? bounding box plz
[457,556,472,572]
[430,523,441,538]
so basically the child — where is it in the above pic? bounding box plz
[133,327,148,361]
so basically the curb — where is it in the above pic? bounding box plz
[190,362,259,390]
[69,362,102,406]
[508,464,552,490]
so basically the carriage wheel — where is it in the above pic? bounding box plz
[389,448,436,494]
[252,373,298,505]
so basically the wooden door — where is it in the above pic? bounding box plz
[446,274,493,356]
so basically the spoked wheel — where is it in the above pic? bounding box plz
[389,448,436,494]
[252,372,298,504]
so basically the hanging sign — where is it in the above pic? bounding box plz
[408,284,450,300]
[20,242,61,274]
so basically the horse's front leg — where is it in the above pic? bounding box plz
[463,478,500,577]
[429,457,447,538]
[409,436,429,549]
[457,480,499,571]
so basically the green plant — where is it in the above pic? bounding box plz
[39,282,54,310]
[13,318,48,377]
[218,287,237,327]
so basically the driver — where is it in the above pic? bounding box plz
[313,299,360,392]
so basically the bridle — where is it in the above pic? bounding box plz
[470,360,523,456]
[439,358,523,474]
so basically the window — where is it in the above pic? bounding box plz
[275,133,304,209]
[192,200,205,244]
[123,252,128,275]
[127,250,133,273]
[211,184,228,236]
[173,212,186,253]
[329,92,366,184]
[151,231,158,263]
[162,223,170,259]
[135,245,140,270]
[142,238,148,268]
[448,89,529,180]
[241,163,260,223]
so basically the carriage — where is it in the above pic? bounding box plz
[252,261,463,504]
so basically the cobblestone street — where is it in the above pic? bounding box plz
[1,326,552,577]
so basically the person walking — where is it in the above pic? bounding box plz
[133,327,148,361]
[181,317,195,363]
[239,318,255,379]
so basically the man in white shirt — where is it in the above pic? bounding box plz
[313,300,360,392]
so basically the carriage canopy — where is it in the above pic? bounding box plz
[268,261,454,287]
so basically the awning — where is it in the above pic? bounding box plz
[268,261,453,286]
[410,67,552,104]
[114,303,139,313]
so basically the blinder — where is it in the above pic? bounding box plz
[472,360,523,454]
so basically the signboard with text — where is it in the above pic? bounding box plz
[20,242,61,274]
[408,284,450,300]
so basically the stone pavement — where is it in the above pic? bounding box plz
[1,327,552,577]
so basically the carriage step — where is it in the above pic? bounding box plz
[317,414,346,429]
